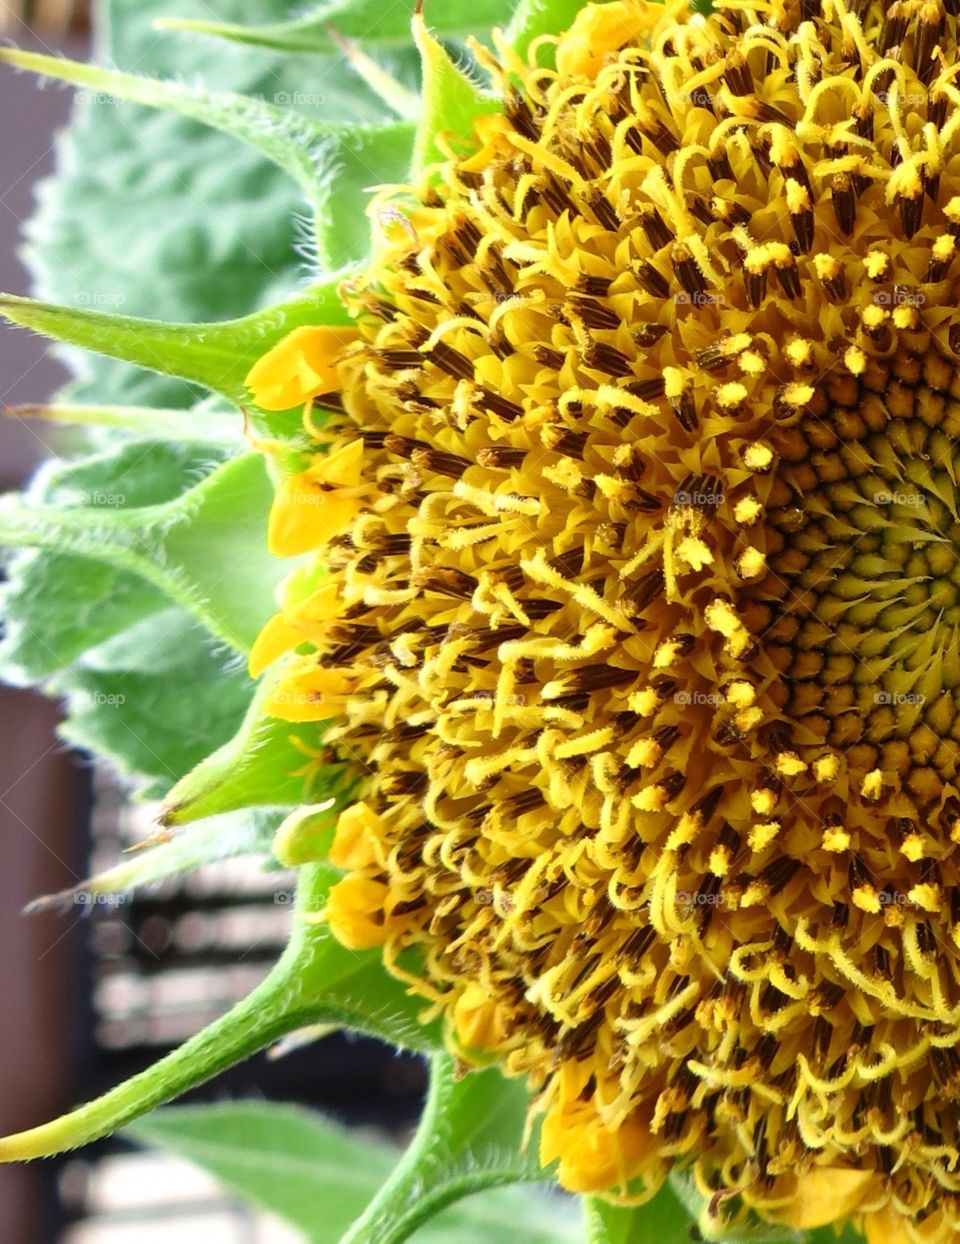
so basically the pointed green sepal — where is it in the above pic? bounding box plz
[160,675,355,827]
[2,49,371,205]
[6,403,245,447]
[0,282,350,426]
[156,1,517,55]
[412,5,501,176]
[0,453,282,654]
[0,48,416,271]
[583,1187,702,1244]
[0,863,440,1162]
[27,811,281,912]
[341,1052,546,1244]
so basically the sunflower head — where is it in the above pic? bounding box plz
[249,2,960,1239]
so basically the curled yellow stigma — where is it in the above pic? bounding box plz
[246,1,960,1238]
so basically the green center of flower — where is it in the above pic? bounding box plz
[766,356,960,795]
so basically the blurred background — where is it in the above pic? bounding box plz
[0,7,425,1241]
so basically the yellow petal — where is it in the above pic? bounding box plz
[782,1168,874,1230]
[305,437,364,487]
[325,876,392,949]
[555,2,656,79]
[329,802,385,871]
[248,611,302,678]
[266,666,353,723]
[864,1207,915,1244]
[268,474,361,557]
[245,325,358,411]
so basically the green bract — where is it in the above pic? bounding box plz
[0,1,846,1241]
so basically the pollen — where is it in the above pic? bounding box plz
[246,1,960,1239]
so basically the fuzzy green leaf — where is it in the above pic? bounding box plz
[341,1053,551,1244]
[56,610,255,795]
[128,1101,582,1244]
[159,0,518,55]
[0,452,282,654]
[0,438,228,684]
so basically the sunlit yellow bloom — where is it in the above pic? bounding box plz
[247,0,960,1237]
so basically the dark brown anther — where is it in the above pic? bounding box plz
[914,8,944,85]
[640,118,680,156]
[475,387,524,422]
[831,174,856,236]
[707,149,735,182]
[624,568,665,613]
[929,90,948,131]
[853,105,874,142]
[568,294,621,331]
[899,189,924,239]
[760,856,802,896]
[669,383,698,432]
[744,267,768,309]
[638,205,674,251]
[788,186,815,253]
[504,88,539,140]
[585,187,621,232]
[723,51,753,95]
[633,322,669,347]
[376,348,425,372]
[926,241,956,283]
[312,390,346,414]
[410,447,472,479]
[773,255,802,300]
[415,566,478,599]
[426,338,475,381]
[819,263,847,303]
[672,243,707,298]
[658,770,686,801]
[848,854,872,893]
[582,341,633,377]
[695,338,738,372]
[633,259,671,299]
[576,273,613,298]
[689,84,715,115]
[532,343,565,369]
[879,4,908,55]
[542,425,589,458]
[476,445,526,470]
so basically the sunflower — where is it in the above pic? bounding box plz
[239,1,960,1239]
